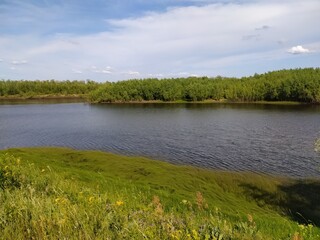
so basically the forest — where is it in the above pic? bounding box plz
[1,68,320,103]
[0,80,99,98]
[89,68,320,103]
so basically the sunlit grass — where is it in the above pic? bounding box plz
[1,148,319,239]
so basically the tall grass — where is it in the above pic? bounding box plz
[1,148,319,239]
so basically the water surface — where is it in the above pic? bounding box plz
[1,102,319,178]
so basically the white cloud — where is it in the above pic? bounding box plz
[11,60,28,65]
[178,72,190,76]
[72,69,82,74]
[255,25,270,31]
[189,74,198,77]
[287,45,310,54]
[127,71,140,75]
[1,0,320,81]
[242,34,261,41]
[90,66,113,74]
[148,73,164,78]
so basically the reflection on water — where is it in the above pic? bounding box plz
[315,139,320,152]
[0,102,319,178]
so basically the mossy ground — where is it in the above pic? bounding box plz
[1,147,319,239]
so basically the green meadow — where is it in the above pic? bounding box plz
[1,147,319,239]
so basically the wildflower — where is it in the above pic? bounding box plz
[155,203,163,215]
[196,191,204,210]
[116,200,124,206]
[58,218,66,226]
[55,197,68,204]
[152,195,161,206]
[247,213,256,227]
[292,232,303,240]
[192,229,200,240]
[181,199,188,205]
[152,196,163,215]
[41,169,45,173]
[16,158,21,165]
[88,196,95,203]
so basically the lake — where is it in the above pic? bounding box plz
[1,101,319,178]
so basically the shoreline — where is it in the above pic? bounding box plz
[91,99,308,105]
[1,146,317,180]
[0,94,86,100]
[1,96,317,105]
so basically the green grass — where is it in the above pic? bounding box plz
[1,147,319,239]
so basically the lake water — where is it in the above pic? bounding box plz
[1,101,320,178]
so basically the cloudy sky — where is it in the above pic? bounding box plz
[0,0,319,81]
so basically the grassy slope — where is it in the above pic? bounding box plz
[1,147,319,239]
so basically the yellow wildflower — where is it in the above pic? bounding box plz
[116,200,124,206]
[58,218,66,225]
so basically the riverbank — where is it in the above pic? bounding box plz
[0,94,86,100]
[0,95,306,106]
[95,99,305,105]
[1,147,319,239]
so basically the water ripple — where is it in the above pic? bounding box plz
[1,103,320,178]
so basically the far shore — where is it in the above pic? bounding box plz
[0,94,86,100]
[94,99,307,105]
[0,95,316,105]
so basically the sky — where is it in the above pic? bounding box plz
[0,0,319,82]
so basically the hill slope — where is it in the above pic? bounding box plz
[1,147,319,239]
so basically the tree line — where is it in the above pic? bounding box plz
[1,68,319,103]
[0,80,100,97]
[89,68,320,103]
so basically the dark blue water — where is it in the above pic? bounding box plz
[1,102,320,178]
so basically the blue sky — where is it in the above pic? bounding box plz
[0,0,319,81]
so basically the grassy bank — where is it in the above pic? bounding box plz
[92,99,304,105]
[0,92,304,106]
[1,147,319,239]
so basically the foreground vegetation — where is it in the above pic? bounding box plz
[89,68,320,103]
[1,148,319,239]
[1,68,320,104]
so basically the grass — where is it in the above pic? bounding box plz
[1,147,319,239]
[93,99,303,105]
